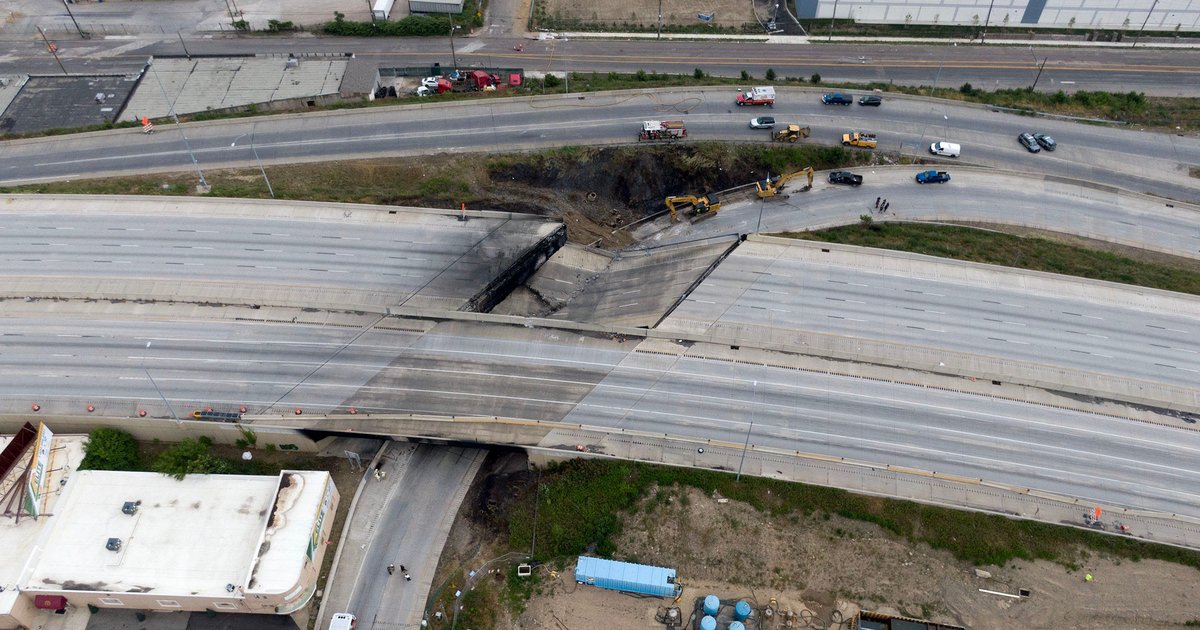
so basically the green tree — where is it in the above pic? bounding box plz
[810,72,822,84]
[80,428,142,471]
[693,67,705,79]
[153,436,231,480]
[740,70,751,80]
[765,68,777,81]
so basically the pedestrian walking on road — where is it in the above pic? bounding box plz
[874,196,881,209]
[404,572,412,582]
[387,564,395,575]
[400,565,406,572]
[883,201,890,212]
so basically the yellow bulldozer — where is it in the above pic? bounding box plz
[665,194,722,222]
[771,124,812,143]
[755,167,814,199]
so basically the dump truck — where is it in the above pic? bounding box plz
[841,132,877,148]
[772,124,811,143]
[640,120,687,142]
[736,86,775,107]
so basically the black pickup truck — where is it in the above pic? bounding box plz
[828,171,864,186]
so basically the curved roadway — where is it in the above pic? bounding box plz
[4,88,1200,203]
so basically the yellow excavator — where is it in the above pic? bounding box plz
[755,167,814,199]
[772,124,811,143]
[665,194,721,222]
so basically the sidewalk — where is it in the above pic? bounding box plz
[555,31,1200,48]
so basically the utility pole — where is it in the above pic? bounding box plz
[1133,0,1160,48]
[62,0,88,39]
[657,0,663,39]
[827,0,839,42]
[736,381,757,482]
[980,0,995,43]
[177,31,191,59]
[1030,55,1048,91]
[36,27,68,75]
[449,16,459,70]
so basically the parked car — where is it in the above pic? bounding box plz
[828,171,864,186]
[858,95,882,106]
[1018,132,1041,153]
[749,116,776,129]
[1034,133,1057,151]
[822,93,852,105]
[421,76,441,89]
[915,170,951,184]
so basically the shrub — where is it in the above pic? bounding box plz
[543,73,561,88]
[740,70,750,80]
[765,68,777,81]
[80,428,142,471]
[693,67,705,79]
[810,73,821,83]
[153,436,231,480]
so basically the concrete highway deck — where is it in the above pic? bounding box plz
[0,195,564,311]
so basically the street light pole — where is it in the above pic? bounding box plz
[1029,48,1048,91]
[149,61,208,191]
[143,342,181,425]
[62,0,88,39]
[1133,0,1160,48]
[449,17,459,70]
[36,27,68,75]
[231,128,275,198]
[736,380,757,482]
[980,0,995,43]
[827,0,839,41]
[657,0,663,39]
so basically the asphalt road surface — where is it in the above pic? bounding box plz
[346,444,484,630]
[6,32,1200,97]
[4,315,1200,520]
[5,88,1198,204]
[0,202,558,310]
[660,240,1200,388]
[637,168,1200,259]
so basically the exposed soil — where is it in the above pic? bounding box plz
[432,453,1200,630]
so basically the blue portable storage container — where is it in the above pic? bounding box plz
[734,600,752,620]
[699,616,717,630]
[574,556,681,597]
[729,622,746,630]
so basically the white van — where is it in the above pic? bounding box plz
[929,141,961,158]
[329,613,357,630]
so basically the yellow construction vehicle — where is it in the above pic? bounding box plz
[771,124,811,143]
[755,167,814,199]
[665,194,721,222]
[841,131,878,148]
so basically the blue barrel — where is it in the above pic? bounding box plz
[730,622,746,630]
[703,595,720,616]
[700,615,717,630]
[734,600,752,621]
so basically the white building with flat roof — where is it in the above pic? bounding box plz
[1,425,338,629]
[21,469,338,617]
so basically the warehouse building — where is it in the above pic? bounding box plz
[793,0,1200,30]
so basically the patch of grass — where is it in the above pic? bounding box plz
[497,459,1200,571]
[777,223,1200,296]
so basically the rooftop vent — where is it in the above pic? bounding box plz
[121,500,141,515]
[105,538,122,552]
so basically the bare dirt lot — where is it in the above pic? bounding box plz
[539,0,766,29]
[435,456,1200,630]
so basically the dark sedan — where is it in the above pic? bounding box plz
[1034,133,1057,151]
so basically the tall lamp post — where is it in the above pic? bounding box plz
[62,0,88,39]
[1132,0,1160,48]
[231,127,275,198]
[827,0,839,41]
[143,342,181,425]
[980,0,995,43]
[449,17,461,70]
